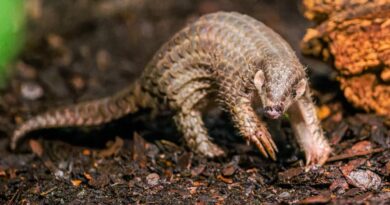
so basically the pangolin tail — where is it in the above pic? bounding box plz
[11,82,151,150]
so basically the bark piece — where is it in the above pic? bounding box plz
[301,1,390,118]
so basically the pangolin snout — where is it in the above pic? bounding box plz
[264,105,282,119]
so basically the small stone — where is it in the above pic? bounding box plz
[20,82,44,100]
[17,61,37,79]
[25,0,43,20]
[146,173,160,186]
[346,169,382,191]
[96,49,111,71]
[47,33,64,50]
[54,170,64,179]
[279,192,290,199]
[69,75,86,91]
[58,161,68,170]
[77,189,86,197]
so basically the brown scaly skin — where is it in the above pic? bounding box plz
[11,12,331,166]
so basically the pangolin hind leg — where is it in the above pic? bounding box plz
[287,91,331,166]
[174,109,225,157]
[171,83,225,157]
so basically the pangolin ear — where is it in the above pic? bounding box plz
[296,79,307,97]
[254,70,265,91]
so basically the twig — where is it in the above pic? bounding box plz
[327,148,386,162]
[40,187,57,196]
[7,188,20,205]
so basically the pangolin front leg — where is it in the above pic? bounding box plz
[287,90,331,166]
[226,97,278,160]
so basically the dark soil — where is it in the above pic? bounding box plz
[1,0,389,204]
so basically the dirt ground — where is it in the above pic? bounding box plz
[0,0,389,204]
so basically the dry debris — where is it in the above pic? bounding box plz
[298,191,331,204]
[302,0,390,22]
[96,136,124,157]
[301,1,390,117]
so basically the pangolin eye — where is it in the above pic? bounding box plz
[291,89,297,98]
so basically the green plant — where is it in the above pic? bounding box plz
[0,0,25,86]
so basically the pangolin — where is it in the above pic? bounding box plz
[11,12,331,165]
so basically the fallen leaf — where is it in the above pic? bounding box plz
[217,175,233,184]
[386,161,390,176]
[191,164,206,177]
[340,158,367,176]
[329,178,349,194]
[132,132,147,168]
[222,164,236,177]
[97,136,123,157]
[299,191,331,204]
[327,148,384,162]
[83,172,92,181]
[82,149,91,156]
[278,167,305,181]
[71,179,82,187]
[177,152,192,171]
[344,188,362,197]
[370,124,390,148]
[29,139,43,157]
[188,187,197,195]
[353,192,373,202]
[89,174,110,188]
[317,105,331,120]
[0,169,6,177]
[329,122,348,145]
[344,141,373,155]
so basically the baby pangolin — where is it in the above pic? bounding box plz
[11,12,331,165]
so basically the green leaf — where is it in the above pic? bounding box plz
[0,0,25,86]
